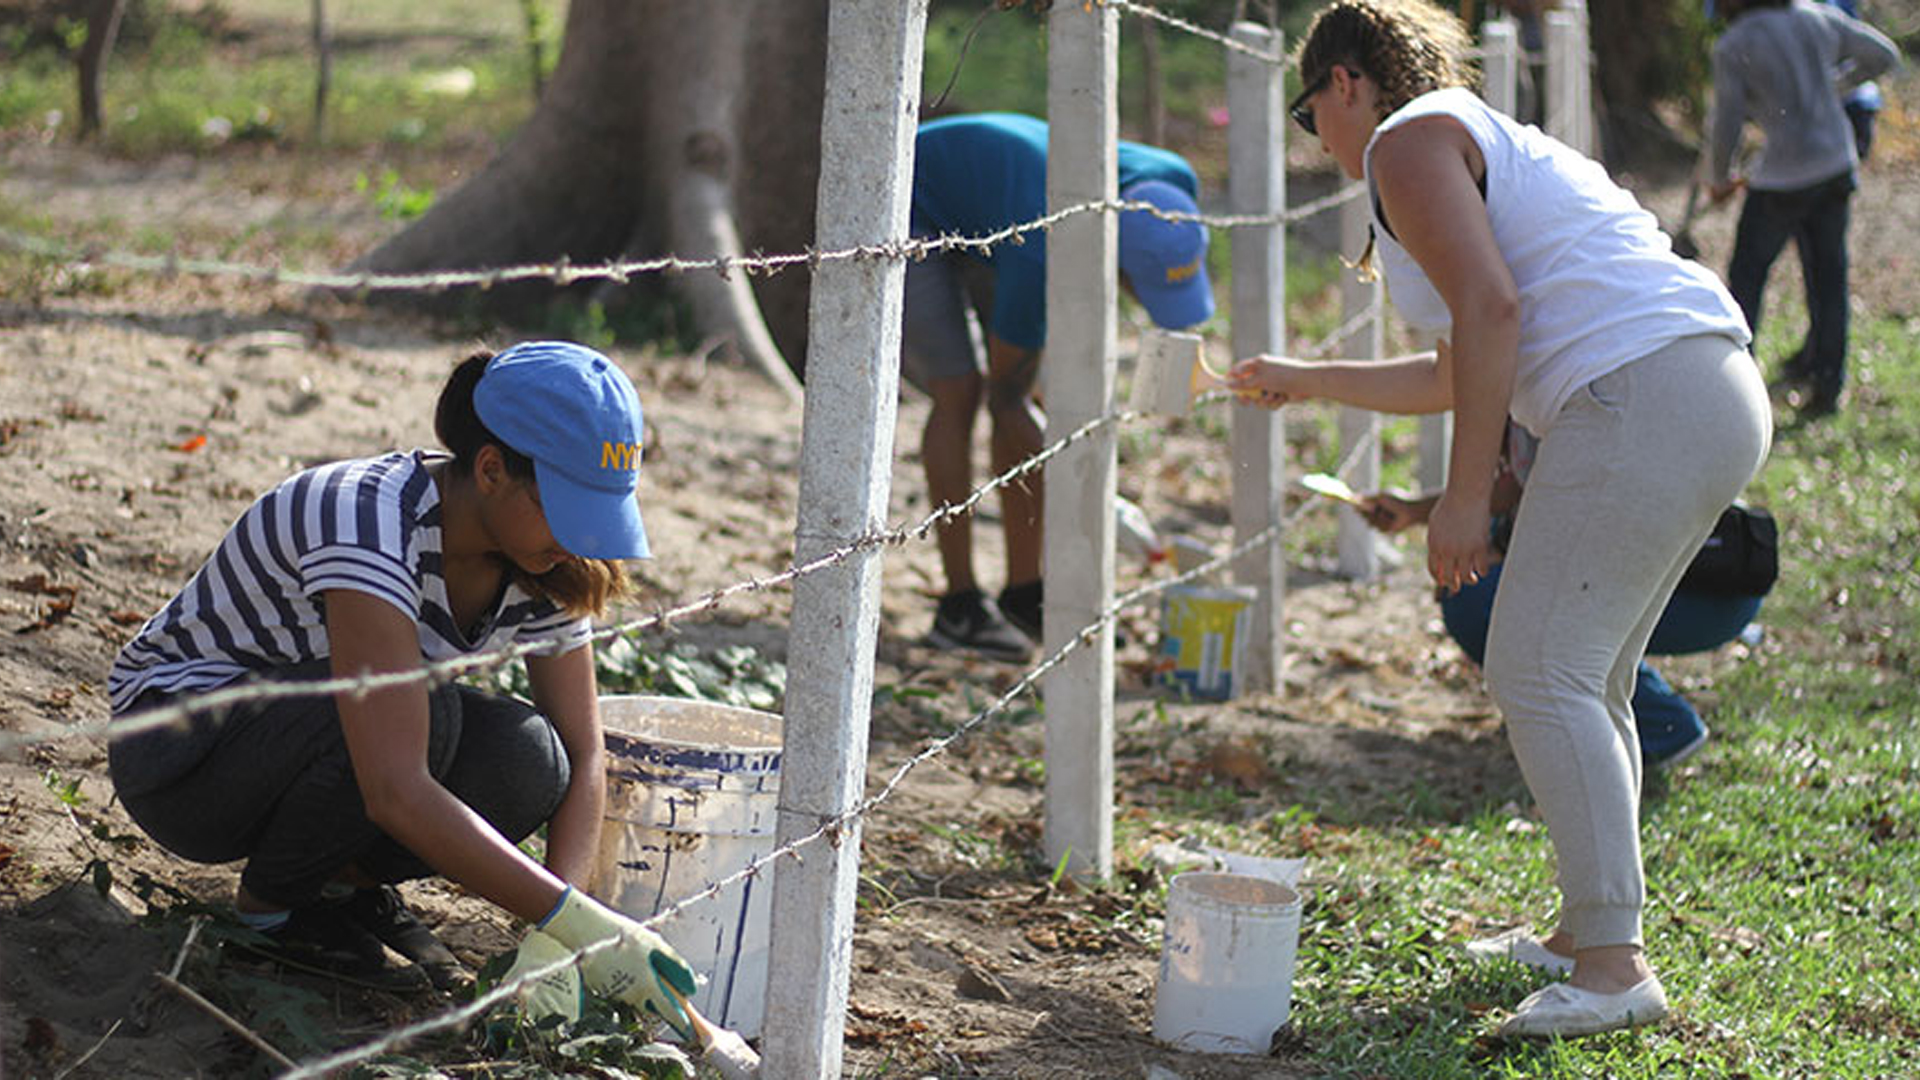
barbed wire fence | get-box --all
[0,0,1571,1075]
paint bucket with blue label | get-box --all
[1159,584,1255,700]
[591,695,782,1038]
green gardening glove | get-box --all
[540,886,698,1038]
[502,930,584,1028]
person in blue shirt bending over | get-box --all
[905,112,1215,660]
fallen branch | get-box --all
[153,919,297,1071]
[50,1018,121,1080]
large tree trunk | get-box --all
[1585,0,1702,172]
[353,0,827,400]
[76,0,129,139]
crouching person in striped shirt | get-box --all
[106,342,698,1035]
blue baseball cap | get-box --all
[473,341,651,560]
[1118,180,1215,331]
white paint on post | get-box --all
[1336,190,1383,580]
[1227,21,1285,694]
[1041,0,1118,882]
[1545,10,1580,152]
[1481,18,1519,122]
[1416,397,1451,495]
[1570,0,1594,155]
[762,2,926,1076]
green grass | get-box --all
[0,0,553,153]
[1126,311,1920,1077]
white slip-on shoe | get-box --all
[1497,976,1669,1038]
[1463,928,1576,975]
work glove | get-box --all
[540,885,697,1038]
[501,929,584,1029]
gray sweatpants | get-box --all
[111,664,569,910]
[1486,334,1770,950]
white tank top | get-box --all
[1363,87,1749,435]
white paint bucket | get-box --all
[1153,871,1303,1054]
[590,695,782,1038]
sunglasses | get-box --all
[1289,66,1353,138]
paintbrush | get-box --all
[664,984,761,1080]
[1298,472,1368,508]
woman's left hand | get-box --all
[1425,488,1496,593]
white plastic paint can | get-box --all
[1152,871,1303,1054]
[591,695,782,1038]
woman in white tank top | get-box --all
[1228,0,1770,1039]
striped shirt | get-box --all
[109,451,589,713]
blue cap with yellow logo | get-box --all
[1118,179,1215,332]
[474,341,650,560]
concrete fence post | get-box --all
[1336,190,1383,579]
[1545,8,1582,153]
[1227,22,1285,693]
[762,2,927,1076]
[1041,0,1119,882]
[1480,16,1519,119]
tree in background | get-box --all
[1586,0,1716,168]
[353,0,826,398]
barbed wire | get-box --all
[274,419,1383,1079]
[0,404,1124,754]
[0,183,1358,296]
[1107,0,1288,66]
[3,279,1377,759]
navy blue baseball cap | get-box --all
[1118,180,1215,331]
[474,341,651,560]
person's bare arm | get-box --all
[1372,117,1519,592]
[1226,345,1450,414]
[526,643,604,887]
[326,590,564,924]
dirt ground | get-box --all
[5,70,1920,1079]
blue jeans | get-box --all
[1439,562,1763,753]
[1728,170,1855,398]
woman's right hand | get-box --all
[1226,356,1314,410]
[1425,487,1497,594]
[542,886,698,1037]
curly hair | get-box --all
[1296,0,1476,118]
[435,351,631,619]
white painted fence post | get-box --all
[1227,22,1285,693]
[1570,0,1595,155]
[1041,0,1118,881]
[1481,17,1520,124]
[1544,7,1584,153]
[1336,191,1382,579]
[762,2,926,1076]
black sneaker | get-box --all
[998,580,1043,643]
[1798,385,1842,421]
[346,886,468,991]
[235,900,431,992]
[927,588,1032,662]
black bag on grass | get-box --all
[1679,503,1778,597]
